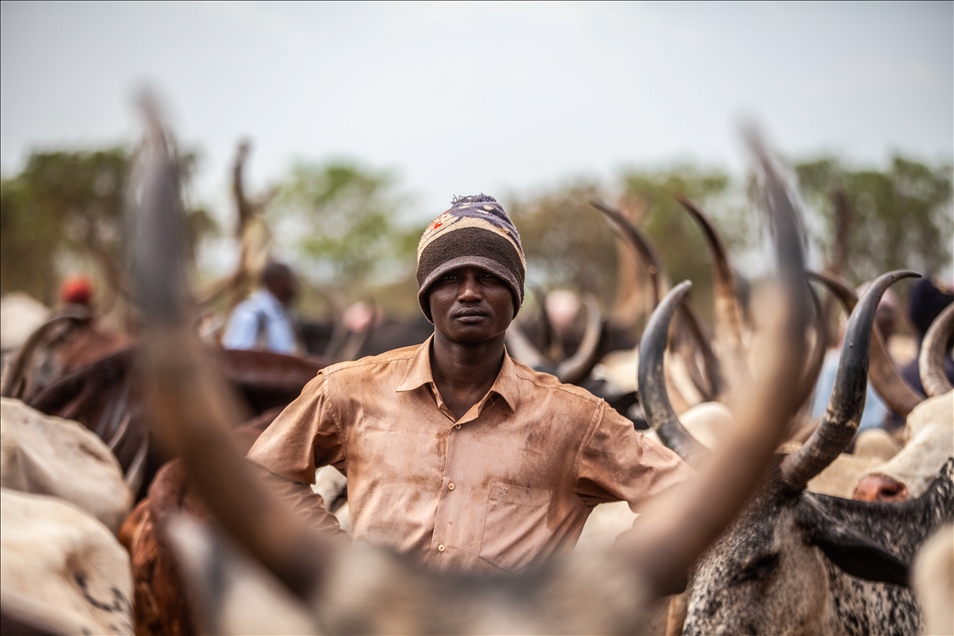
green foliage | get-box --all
[0,147,215,304]
[508,181,617,301]
[795,156,953,284]
[505,168,742,328]
[268,160,420,299]
[622,164,738,283]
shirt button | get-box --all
[438,543,446,552]
[448,482,455,491]
[455,424,461,429]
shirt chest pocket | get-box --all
[478,481,552,573]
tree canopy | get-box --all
[0,147,215,305]
[2,144,950,324]
[794,156,952,284]
[267,160,420,304]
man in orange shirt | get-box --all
[248,194,691,574]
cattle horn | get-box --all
[637,281,709,465]
[555,293,606,385]
[504,320,549,370]
[129,94,333,602]
[590,200,666,305]
[676,196,748,389]
[624,131,813,597]
[673,299,723,402]
[591,199,722,400]
[780,270,920,490]
[919,302,954,398]
[807,270,922,418]
[0,308,91,399]
[797,282,830,410]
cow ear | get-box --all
[795,494,912,587]
[806,527,909,587]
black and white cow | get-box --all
[639,269,954,635]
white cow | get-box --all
[1,488,133,635]
[0,397,132,532]
[853,390,954,502]
[0,292,50,353]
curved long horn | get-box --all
[795,282,830,410]
[556,293,606,385]
[675,301,723,402]
[637,281,709,465]
[676,196,747,378]
[590,200,667,306]
[528,285,554,356]
[919,302,954,397]
[505,320,549,370]
[130,95,332,601]
[780,270,920,490]
[0,307,91,399]
[807,270,922,417]
[626,132,813,596]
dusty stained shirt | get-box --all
[247,336,692,574]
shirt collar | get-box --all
[396,335,519,413]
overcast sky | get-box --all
[2,1,952,226]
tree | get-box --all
[795,157,953,285]
[267,160,420,308]
[507,180,618,302]
[0,147,215,305]
[617,165,742,329]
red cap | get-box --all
[60,275,94,306]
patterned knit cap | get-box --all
[417,194,526,322]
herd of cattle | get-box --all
[1,114,952,635]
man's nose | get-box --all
[457,274,483,301]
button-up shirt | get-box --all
[247,336,691,574]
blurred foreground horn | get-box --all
[129,93,333,602]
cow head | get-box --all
[646,270,925,635]
[853,390,954,502]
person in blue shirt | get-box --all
[810,285,899,434]
[222,261,299,354]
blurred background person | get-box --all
[222,261,300,354]
[899,276,954,397]
[811,285,900,436]
[52,273,130,371]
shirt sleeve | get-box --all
[251,463,347,539]
[574,401,694,511]
[246,369,347,483]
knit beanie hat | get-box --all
[417,194,526,322]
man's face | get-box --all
[428,265,514,345]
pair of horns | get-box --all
[637,266,919,491]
